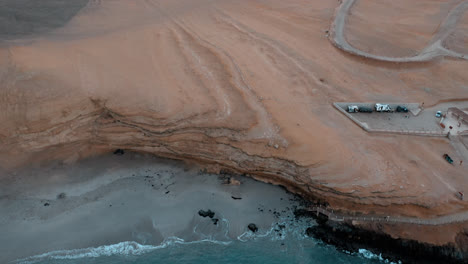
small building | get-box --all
[446,108,468,135]
[449,108,468,126]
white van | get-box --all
[375,103,392,112]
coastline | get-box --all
[0,152,304,263]
[2,150,467,263]
[297,210,468,264]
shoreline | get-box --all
[0,152,305,263]
[0,152,466,263]
[296,209,467,264]
[2,150,468,263]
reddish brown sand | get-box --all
[345,0,454,57]
[445,8,468,54]
[1,0,468,250]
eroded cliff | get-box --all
[1,0,468,251]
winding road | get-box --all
[330,0,468,62]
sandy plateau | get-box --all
[1,0,468,256]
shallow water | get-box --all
[1,152,401,264]
[17,216,397,264]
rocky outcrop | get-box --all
[306,216,468,264]
[198,210,215,219]
[248,223,258,233]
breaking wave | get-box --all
[16,237,231,264]
[16,214,394,264]
[357,249,402,264]
[17,214,310,264]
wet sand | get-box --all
[0,152,301,263]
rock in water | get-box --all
[113,149,125,155]
[248,223,258,233]
[198,209,215,218]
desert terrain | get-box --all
[1,0,468,256]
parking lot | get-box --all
[334,102,468,135]
[352,107,443,132]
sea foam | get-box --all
[16,237,231,264]
[18,211,308,263]
[358,248,402,264]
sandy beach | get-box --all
[0,152,302,263]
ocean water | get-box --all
[18,218,398,264]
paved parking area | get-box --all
[352,110,442,132]
[335,101,468,135]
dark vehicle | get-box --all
[443,154,454,164]
[396,106,408,113]
[359,107,373,113]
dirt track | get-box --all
[331,0,468,62]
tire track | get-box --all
[330,0,468,62]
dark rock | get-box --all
[56,192,66,199]
[306,220,466,264]
[198,209,215,218]
[212,218,219,225]
[248,223,258,233]
[231,196,242,200]
[113,149,125,155]
[294,208,320,219]
[219,169,235,175]
[43,202,50,206]
[165,191,170,194]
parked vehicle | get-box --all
[443,154,454,164]
[436,111,442,118]
[396,106,408,113]
[359,107,373,113]
[348,105,359,113]
[375,103,393,112]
